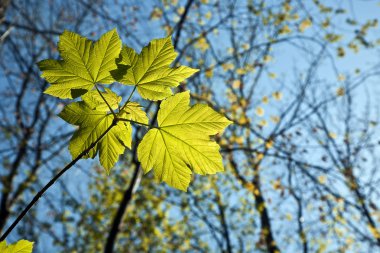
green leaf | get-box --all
[38,29,122,99]
[111,46,138,80]
[82,88,121,111]
[0,240,34,253]
[119,46,139,67]
[121,102,149,125]
[0,241,6,251]
[59,101,131,173]
[137,91,232,191]
[117,37,199,101]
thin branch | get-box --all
[0,119,118,241]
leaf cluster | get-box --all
[38,29,232,191]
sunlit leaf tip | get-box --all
[38,29,122,99]
[0,239,34,253]
[137,91,232,191]
[115,36,199,101]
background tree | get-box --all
[1,0,380,253]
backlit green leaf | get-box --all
[38,29,122,99]
[117,37,199,100]
[0,239,34,253]
[59,101,131,173]
[82,88,121,111]
[137,91,232,191]
[122,102,149,125]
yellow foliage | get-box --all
[177,7,185,15]
[338,74,346,81]
[268,72,277,79]
[272,91,283,100]
[328,132,337,139]
[265,139,274,149]
[232,80,241,89]
[246,183,260,196]
[272,179,281,190]
[222,63,234,71]
[348,42,359,53]
[205,68,214,78]
[368,225,380,239]
[255,107,265,117]
[195,37,209,52]
[325,33,342,43]
[279,25,291,35]
[258,119,267,127]
[235,136,245,145]
[318,175,327,184]
[242,43,250,50]
[299,18,312,32]
[337,47,345,57]
[150,7,163,20]
[255,153,264,162]
[205,11,212,19]
[236,68,246,75]
[270,116,280,123]
[263,55,272,63]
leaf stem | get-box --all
[0,120,117,242]
[117,118,150,127]
[120,86,137,112]
[95,84,117,118]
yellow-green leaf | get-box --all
[137,91,232,191]
[38,29,122,99]
[59,101,131,173]
[122,102,149,125]
[0,239,34,253]
[117,37,199,100]
[82,88,121,111]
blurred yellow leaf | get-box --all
[195,37,209,52]
[177,7,185,15]
[232,80,241,89]
[258,119,267,127]
[263,55,272,63]
[299,18,312,32]
[338,74,346,81]
[279,25,291,35]
[337,47,345,57]
[328,132,337,139]
[242,43,250,50]
[262,96,269,104]
[205,68,214,78]
[325,33,342,43]
[318,175,327,184]
[255,107,265,117]
[265,139,274,149]
[222,63,234,71]
[236,68,246,75]
[205,11,212,19]
[272,91,283,100]
[268,72,277,79]
[150,7,163,20]
[336,87,345,96]
[270,116,280,123]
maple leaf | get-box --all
[121,102,149,125]
[137,91,232,191]
[59,90,131,173]
[38,29,122,99]
[0,239,34,253]
[115,37,199,101]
